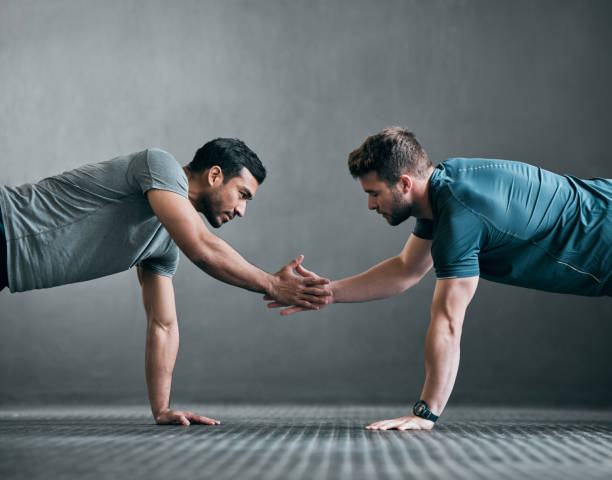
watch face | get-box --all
[414,402,425,416]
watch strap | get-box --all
[413,400,439,422]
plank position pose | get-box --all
[0,138,330,425]
[267,127,612,430]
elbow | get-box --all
[397,258,431,293]
[412,269,430,287]
[446,319,463,338]
[186,244,214,271]
[147,316,177,333]
[428,320,463,350]
[430,308,464,340]
[189,250,211,271]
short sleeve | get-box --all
[431,200,485,279]
[138,243,180,278]
[413,219,434,239]
[128,148,189,198]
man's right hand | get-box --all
[265,257,334,315]
[266,255,332,312]
[155,408,220,426]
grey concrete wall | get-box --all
[0,0,611,406]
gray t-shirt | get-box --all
[0,148,188,292]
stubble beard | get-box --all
[386,190,413,226]
[199,191,223,229]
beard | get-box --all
[198,190,224,228]
[385,190,413,226]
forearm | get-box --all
[419,314,462,415]
[332,256,420,303]
[190,234,274,295]
[145,320,180,419]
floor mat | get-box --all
[1,405,611,479]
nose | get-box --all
[368,196,377,211]
[235,201,246,218]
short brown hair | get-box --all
[348,127,432,184]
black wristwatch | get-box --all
[413,400,439,423]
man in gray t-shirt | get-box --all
[0,138,330,426]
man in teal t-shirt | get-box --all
[267,127,611,431]
[412,157,612,296]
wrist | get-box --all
[413,400,439,423]
[152,406,170,421]
[264,272,280,297]
[329,280,341,303]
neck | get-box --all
[412,167,434,220]
[184,166,203,207]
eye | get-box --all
[240,192,248,199]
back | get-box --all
[0,149,188,292]
[415,158,612,296]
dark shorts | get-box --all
[0,207,7,291]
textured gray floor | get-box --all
[1,405,611,480]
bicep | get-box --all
[431,205,485,280]
[431,277,479,320]
[146,189,210,260]
[138,267,177,326]
[398,234,433,278]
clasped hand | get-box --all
[265,255,333,315]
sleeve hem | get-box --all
[142,185,189,199]
[435,269,480,279]
[137,263,176,278]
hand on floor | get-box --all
[155,409,220,426]
[365,414,434,431]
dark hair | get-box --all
[188,138,266,184]
[348,127,432,184]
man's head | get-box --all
[186,138,266,228]
[348,127,433,225]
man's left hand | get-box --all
[365,414,434,430]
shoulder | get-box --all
[144,148,183,173]
[128,148,188,197]
[433,158,519,215]
[146,148,178,163]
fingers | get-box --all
[266,301,284,308]
[303,277,330,286]
[365,417,406,430]
[292,254,304,268]
[295,264,316,278]
[158,410,220,426]
[294,299,320,310]
[280,306,307,315]
[186,412,220,425]
[365,416,433,431]
[301,286,331,296]
[298,294,329,305]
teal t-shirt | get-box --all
[0,148,188,292]
[413,158,612,297]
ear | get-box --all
[398,174,413,193]
[207,166,224,186]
